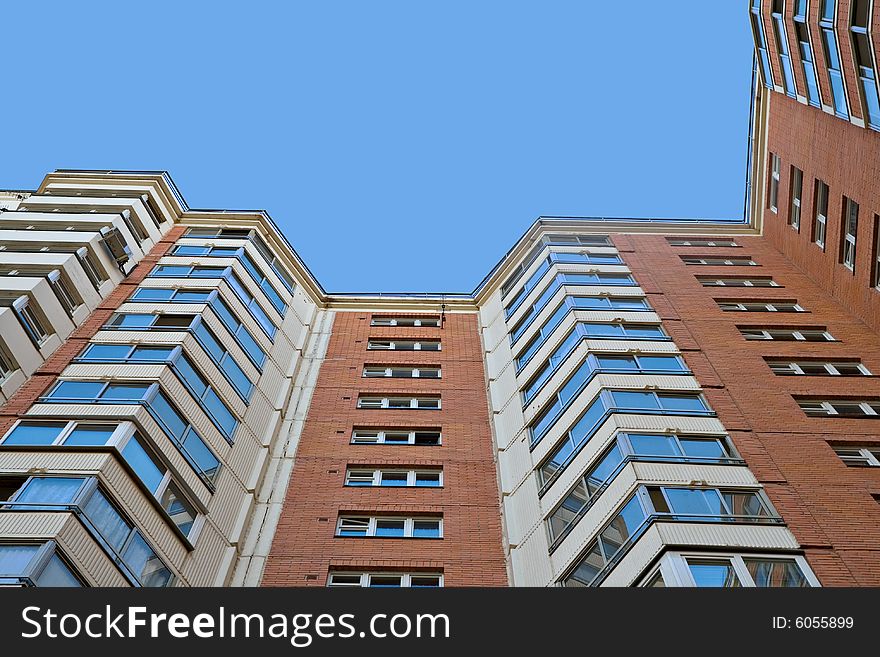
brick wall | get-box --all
[262,311,509,587]
[0,225,187,436]
[616,233,880,585]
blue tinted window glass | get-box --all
[689,561,740,587]
[610,298,647,310]
[49,381,104,399]
[204,389,237,437]
[665,488,723,515]
[569,397,606,441]
[583,324,624,337]
[180,432,220,481]
[173,246,209,256]
[83,490,131,550]
[558,360,593,405]
[248,302,276,337]
[596,355,638,370]
[221,356,253,399]
[658,395,707,412]
[131,288,174,301]
[175,357,208,397]
[130,346,174,361]
[679,438,726,459]
[638,356,682,371]
[611,391,658,409]
[152,265,191,277]
[3,422,65,445]
[110,314,153,328]
[625,326,664,338]
[174,290,211,301]
[191,267,225,278]
[532,402,561,440]
[412,521,441,538]
[590,444,624,484]
[0,545,39,573]
[101,384,150,401]
[572,297,609,310]
[35,555,81,587]
[151,393,187,439]
[81,344,132,360]
[193,324,225,361]
[628,433,678,456]
[16,477,83,506]
[64,425,116,446]
[120,436,164,492]
[235,328,265,367]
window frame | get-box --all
[336,516,443,539]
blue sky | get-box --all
[2,1,753,293]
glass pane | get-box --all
[132,288,174,301]
[151,393,188,439]
[15,478,83,508]
[83,490,131,551]
[160,483,197,537]
[415,472,441,487]
[664,488,723,516]
[204,390,237,437]
[152,265,191,277]
[374,520,406,537]
[596,355,637,370]
[628,433,679,456]
[49,381,104,400]
[688,560,741,587]
[679,438,727,459]
[410,576,441,587]
[744,558,809,587]
[412,521,441,538]
[123,533,172,587]
[120,435,165,492]
[3,422,65,446]
[101,384,150,401]
[721,491,768,517]
[659,395,707,412]
[175,357,208,396]
[174,290,211,301]
[379,472,408,486]
[64,424,116,446]
[638,356,683,371]
[34,554,82,587]
[81,344,132,360]
[0,544,39,574]
[611,391,658,409]
[369,576,402,588]
[181,432,220,481]
[131,346,174,361]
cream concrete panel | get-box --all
[116,301,208,315]
[180,335,248,417]
[19,194,165,242]
[91,329,189,344]
[181,518,232,587]
[496,431,534,493]
[611,413,728,435]
[266,332,296,375]
[0,308,42,375]
[482,311,511,354]
[0,370,27,404]
[222,427,263,488]
[550,465,640,578]
[0,212,146,260]
[40,182,177,228]
[630,462,758,487]
[478,289,503,329]
[507,520,555,587]
[60,363,168,380]
[0,449,109,474]
[242,387,276,438]
[157,369,233,456]
[253,361,286,411]
[493,398,526,451]
[204,467,250,539]
[488,364,518,411]
[598,523,664,588]
[502,474,543,545]
[485,340,514,382]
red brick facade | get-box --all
[0,225,187,437]
[262,311,509,587]
[616,233,880,586]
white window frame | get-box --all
[789,166,803,230]
[699,277,779,287]
[814,179,828,249]
[327,572,444,587]
[357,397,441,410]
[842,197,859,271]
[350,429,442,445]
[367,340,441,351]
[682,257,757,266]
[833,446,880,466]
[769,154,781,213]
[741,328,834,341]
[370,317,441,327]
[0,347,16,382]
[641,551,820,587]
[798,399,880,416]
[768,360,871,376]
[719,301,804,312]
[874,214,880,290]
[345,468,443,487]
[362,366,441,379]
[336,516,443,538]
[668,239,739,247]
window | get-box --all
[547,432,736,546]
[698,277,779,287]
[328,572,443,588]
[0,421,201,539]
[681,256,757,266]
[48,270,81,316]
[820,0,850,117]
[4,296,50,345]
[789,166,803,230]
[833,445,880,466]
[717,300,804,312]
[191,321,255,401]
[770,1,797,97]
[667,238,739,247]
[841,196,859,271]
[2,477,173,587]
[351,429,441,445]
[78,343,176,363]
[150,264,227,279]
[850,0,880,129]
[768,154,781,212]
[363,366,440,379]
[537,390,713,490]
[794,0,822,106]
[797,398,880,417]
[336,516,442,538]
[371,316,440,327]
[750,0,775,87]
[345,468,442,487]
[130,287,213,303]
[357,396,440,410]
[688,556,810,587]
[739,327,834,341]
[41,382,221,487]
[529,354,688,443]
[813,180,828,248]
[560,486,778,587]
[514,295,652,365]
[0,347,16,382]
[0,542,83,587]
[106,312,196,330]
[172,353,239,441]
[209,296,266,369]
[367,339,440,351]
[767,359,870,376]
